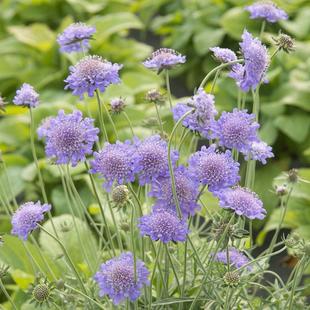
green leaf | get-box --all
[0,235,61,281]
[220,7,259,40]
[274,113,310,143]
[89,12,143,42]
[39,214,98,273]
[8,24,55,52]
[193,28,224,56]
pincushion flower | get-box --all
[94,252,149,305]
[138,209,188,243]
[143,48,186,72]
[216,247,252,270]
[13,83,39,108]
[132,135,179,185]
[245,141,274,164]
[65,55,122,99]
[38,110,99,167]
[57,22,96,53]
[188,144,240,192]
[173,88,217,138]
[90,140,136,191]
[216,186,266,220]
[11,201,51,240]
[245,1,288,23]
[210,47,237,63]
[229,30,269,92]
[150,166,200,216]
[211,109,260,154]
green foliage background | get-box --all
[0,0,310,307]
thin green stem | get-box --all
[154,103,164,137]
[123,111,135,137]
[165,70,173,110]
[164,244,181,295]
[95,89,108,142]
[260,20,266,40]
[149,243,162,310]
[101,96,119,140]
[0,279,18,310]
[29,108,58,238]
[130,200,137,281]
[38,225,88,295]
[199,59,243,90]
[210,68,221,94]
[168,110,194,218]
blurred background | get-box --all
[0,0,310,296]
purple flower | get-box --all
[94,253,149,305]
[38,110,99,167]
[229,30,269,92]
[143,48,186,72]
[188,144,240,192]
[132,135,179,185]
[211,109,260,154]
[245,1,288,23]
[11,201,51,240]
[245,141,274,164]
[57,22,96,53]
[210,47,237,63]
[65,55,122,99]
[216,186,266,220]
[215,247,252,270]
[90,141,136,191]
[173,88,217,138]
[150,166,200,216]
[138,209,188,243]
[13,83,39,108]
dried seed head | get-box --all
[274,33,294,53]
[32,283,50,303]
[110,97,126,114]
[288,169,298,184]
[111,185,130,206]
[223,271,240,287]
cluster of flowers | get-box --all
[9,0,288,305]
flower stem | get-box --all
[165,70,173,110]
[38,224,88,296]
[95,89,108,143]
[0,279,18,310]
[123,111,135,137]
[129,200,137,281]
[199,59,243,90]
[154,102,164,137]
[29,108,58,238]
[164,244,181,295]
[168,110,194,218]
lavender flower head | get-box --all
[94,252,149,305]
[216,186,266,220]
[245,1,288,23]
[11,201,51,240]
[245,141,274,164]
[229,30,269,92]
[188,144,240,192]
[13,83,39,108]
[210,47,237,63]
[216,247,252,270]
[90,141,136,191]
[132,135,179,185]
[173,88,217,138]
[211,108,259,154]
[65,55,122,99]
[38,110,99,167]
[138,209,188,243]
[150,166,200,216]
[57,22,96,53]
[143,48,186,72]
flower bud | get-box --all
[120,221,130,232]
[275,184,288,197]
[145,89,165,105]
[109,97,126,114]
